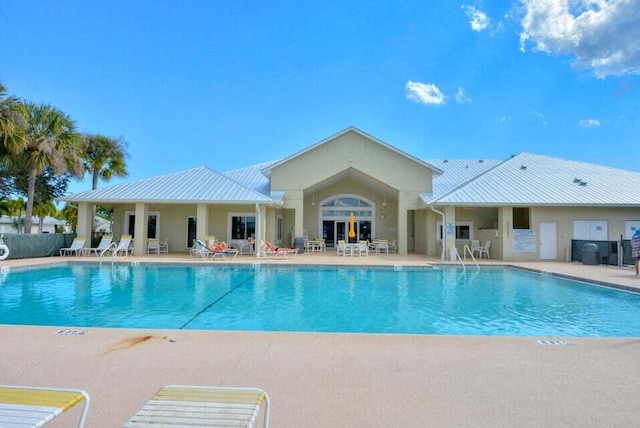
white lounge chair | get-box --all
[84,235,113,256]
[261,240,298,259]
[60,237,86,256]
[0,384,90,427]
[101,234,133,257]
[124,385,270,428]
[195,239,214,259]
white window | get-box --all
[436,221,474,241]
[277,215,283,242]
[228,213,256,240]
[624,221,640,239]
[124,211,160,239]
[573,220,608,240]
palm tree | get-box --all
[82,133,128,233]
[82,133,128,190]
[0,82,27,154]
[21,103,83,234]
[60,202,78,232]
[3,197,26,232]
[33,200,58,233]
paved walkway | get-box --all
[1,252,640,427]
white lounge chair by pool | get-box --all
[60,237,86,256]
[84,235,113,256]
[0,384,90,427]
[124,385,270,428]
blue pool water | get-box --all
[1,264,639,337]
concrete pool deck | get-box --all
[1,252,640,427]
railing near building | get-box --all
[570,239,633,266]
[0,233,76,260]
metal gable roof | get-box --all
[223,160,279,195]
[60,166,277,204]
[427,158,502,199]
[428,153,640,206]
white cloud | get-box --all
[519,0,640,77]
[579,118,601,127]
[528,111,547,126]
[462,5,491,31]
[405,81,446,105]
[455,87,472,104]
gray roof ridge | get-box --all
[425,153,520,205]
[224,160,280,175]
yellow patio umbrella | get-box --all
[348,212,356,239]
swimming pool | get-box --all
[1,263,639,336]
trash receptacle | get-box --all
[293,237,305,254]
[582,243,599,265]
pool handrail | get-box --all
[99,242,118,266]
[462,245,480,272]
[451,247,466,271]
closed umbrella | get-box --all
[348,212,356,239]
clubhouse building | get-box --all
[62,127,640,261]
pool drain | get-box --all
[537,340,575,346]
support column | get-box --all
[499,206,514,261]
[196,203,208,241]
[255,203,267,257]
[397,200,409,255]
[76,202,92,240]
[133,203,148,256]
[444,206,456,260]
[293,200,304,239]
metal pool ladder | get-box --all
[452,246,480,272]
[99,242,122,266]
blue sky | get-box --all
[1,1,639,194]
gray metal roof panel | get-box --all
[431,153,640,206]
[224,160,279,195]
[426,158,502,199]
[61,166,276,203]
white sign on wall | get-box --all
[514,229,536,253]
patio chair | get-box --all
[60,237,86,256]
[124,385,270,428]
[147,238,168,254]
[388,239,397,253]
[470,240,480,258]
[336,240,346,256]
[478,240,491,258]
[84,235,113,256]
[0,384,90,427]
[358,240,369,256]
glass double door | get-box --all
[323,220,371,246]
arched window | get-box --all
[320,195,374,219]
[318,195,375,246]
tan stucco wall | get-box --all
[424,206,640,261]
[300,178,398,242]
[522,206,640,262]
[270,130,434,194]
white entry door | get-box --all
[539,222,557,260]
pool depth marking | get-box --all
[178,273,257,329]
